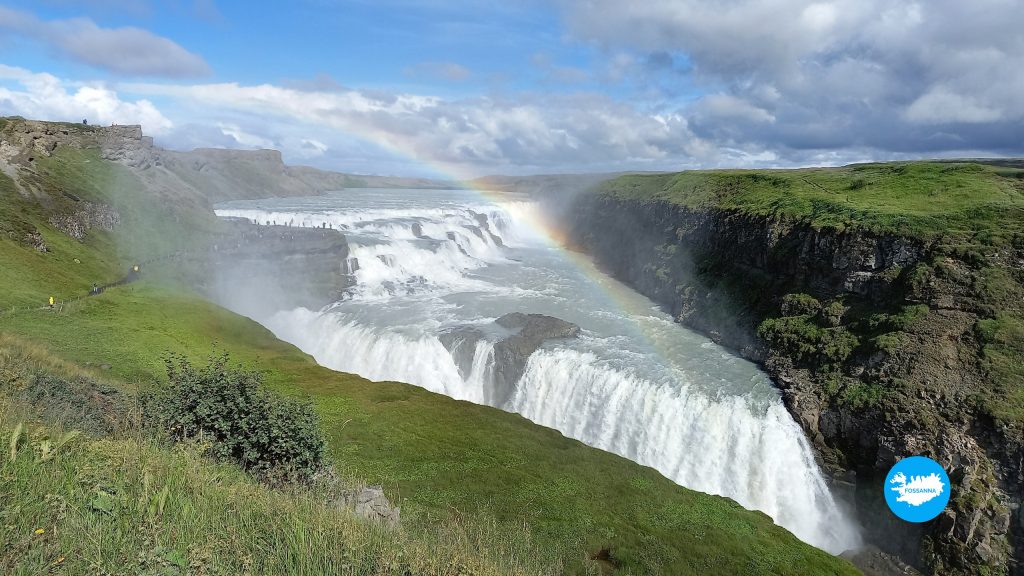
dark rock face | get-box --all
[568,195,1021,576]
[439,313,580,407]
[205,220,352,313]
[469,210,505,247]
[490,313,580,405]
[410,222,428,239]
[438,326,486,380]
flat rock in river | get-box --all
[439,313,580,408]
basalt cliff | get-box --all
[566,168,1024,576]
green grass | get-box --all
[0,403,562,576]
[1,283,858,575]
[0,120,859,574]
[598,162,1024,243]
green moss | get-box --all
[864,305,929,333]
[908,263,933,294]
[975,267,1024,306]
[976,314,1024,428]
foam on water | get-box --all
[215,189,862,554]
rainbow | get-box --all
[307,134,709,372]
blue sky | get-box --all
[1,1,1022,176]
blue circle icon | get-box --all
[884,456,951,522]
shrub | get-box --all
[908,263,933,294]
[866,304,929,333]
[818,328,859,364]
[780,293,821,317]
[872,332,908,355]
[149,354,325,481]
[820,301,846,327]
[840,382,889,410]
[891,304,929,329]
[758,316,859,366]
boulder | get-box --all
[333,485,400,528]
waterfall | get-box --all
[214,189,862,554]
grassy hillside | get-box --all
[599,162,1024,244]
[0,127,858,574]
[2,422,549,576]
[1,340,557,576]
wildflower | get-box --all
[34,528,45,535]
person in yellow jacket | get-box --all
[48,296,54,309]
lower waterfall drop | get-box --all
[216,188,863,554]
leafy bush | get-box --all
[839,382,890,410]
[872,332,908,355]
[866,304,929,333]
[149,354,325,480]
[820,301,846,327]
[758,316,859,366]
[780,293,821,317]
[908,263,933,294]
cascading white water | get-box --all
[215,188,862,554]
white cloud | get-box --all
[698,94,775,123]
[215,122,275,148]
[0,65,173,133]
[557,0,1024,156]
[301,139,329,155]
[904,89,1004,125]
[123,79,722,174]
[0,7,210,77]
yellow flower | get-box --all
[34,528,45,535]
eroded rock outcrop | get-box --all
[204,219,352,313]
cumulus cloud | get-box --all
[0,7,210,77]
[0,65,173,133]
[557,0,1024,158]
[696,94,775,124]
[215,122,275,148]
[122,79,725,174]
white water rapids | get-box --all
[215,188,861,554]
